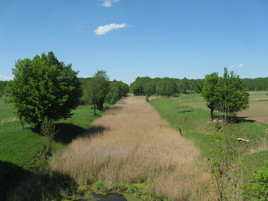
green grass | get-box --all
[0,96,107,200]
[0,97,16,122]
[0,97,103,170]
[150,94,268,170]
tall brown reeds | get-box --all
[51,95,210,200]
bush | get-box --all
[245,165,268,201]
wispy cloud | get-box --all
[228,64,244,69]
[0,75,13,81]
[94,23,127,35]
[101,0,119,8]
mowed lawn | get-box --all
[0,97,101,170]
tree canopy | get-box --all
[8,52,82,130]
[202,68,249,120]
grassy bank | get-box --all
[0,96,103,200]
[150,94,268,171]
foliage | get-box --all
[82,71,128,113]
[242,77,268,91]
[217,68,249,120]
[156,77,177,96]
[8,52,82,130]
[201,72,219,119]
[84,71,110,114]
[130,76,157,96]
[244,164,268,201]
[202,68,249,120]
[130,76,205,96]
[0,81,10,97]
[41,118,57,158]
[209,127,244,201]
[106,80,129,104]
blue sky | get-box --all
[0,0,267,84]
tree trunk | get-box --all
[210,108,214,120]
[93,105,96,116]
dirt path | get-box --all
[51,95,210,200]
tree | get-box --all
[156,78,177,97]
[8,52,82,130]
[217,68,249,120]
[85,71,110,115]
[106,80,129,104]
[201,72,220,119]
[202,68,249,120]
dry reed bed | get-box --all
[51,96,210,200]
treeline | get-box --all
[0,73,129,108]
[242,77,268,91]
[0,81,9,96]
[130,76,268,96]
[130,77,203,96]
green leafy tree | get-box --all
[8,52,82,130]
[217,68,249,120]
[201,72,220,119]
[85,71,110,115]
[156,78,177,97]
[106,80,129,104]
[202,68,249,120]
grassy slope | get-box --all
[150,94,268,171]
[0,97,102,170]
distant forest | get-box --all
[1,77,268,97]
[129,77,268,96]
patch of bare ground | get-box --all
[51,96,210,200]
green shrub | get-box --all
[245,165,268,201]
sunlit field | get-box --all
[173,91,268,124]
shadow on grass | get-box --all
[213,115,256,123]
[54,123,87,144]
[175,109,194,114]
[0,161,77,201]
[54,124,108,144]
[0,161,30,200]
[83,125,108,138]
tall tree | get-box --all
[8,52,82,130]
[85,71,110,115]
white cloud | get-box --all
[0,75,13,81]
[228,64,244,69]
[94,23,127,35]
[101,0,119,8]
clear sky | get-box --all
[0,0,267,84]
